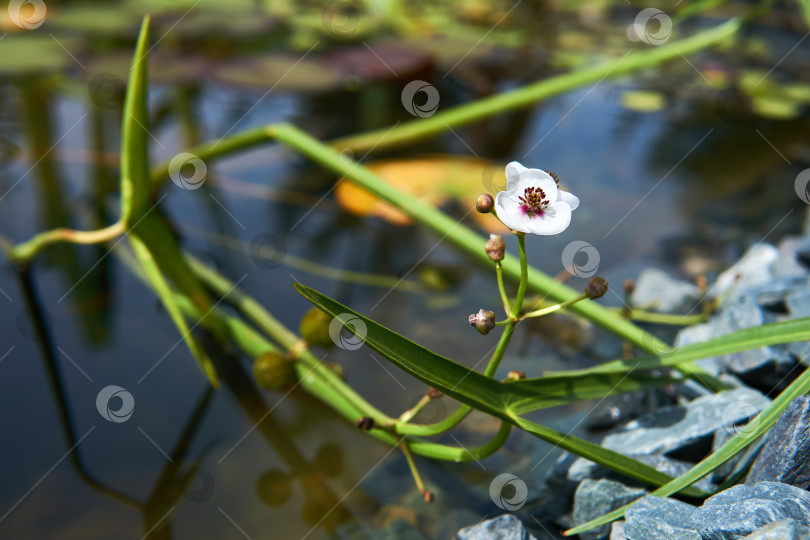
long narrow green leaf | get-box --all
[566,357,810,536]
[120,16,151,225]
[129,235,218,385]
[294,283,707,496]
[555,317,810,377]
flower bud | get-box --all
[586,276,609,299]
[253,352,296,391]
[299,307,334,348]
[426,387,443,399]
[423,490,435,503]
[485,234,505,262]
[623,278,635,296]
[476,193,494,213]
[507,370,527,381]
[468,308,496,335]
[356,416,375,430]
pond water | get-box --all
[0,3,809,539]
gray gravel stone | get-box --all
[714,244,779,301]
[630,268,702,314]
[566,453,715,493]
[598,387,769,457]
[770,238,810,279]
[787,290,810,319]
[741,518,810,539]
[572,479,646,540]
[747,396,810,489]
[690,482,810,539]
[455,515,537,540]
[625,495,698,531]
[609,521,626,540]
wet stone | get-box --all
[572,479,646,540]
[455,515,537,540]
[741,518,810,539]
[746,396,810,488]
[630,268,701,314]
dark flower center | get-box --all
[519,187,549,217]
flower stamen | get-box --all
[518,187,550,218]
[546,171,560,186]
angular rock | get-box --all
[572,479,646,540]
[747,396,810,488]
[714,244,779,301]
[598,387,769,458]
[770,238,810,279]
[625,495,698,532]
[690,481,810,539]
[609,521,626,540]
[741,518,810,539]
[630,268,702,314]
[566,453,715,493]
[787,290,810,319]
[455,514,537,540]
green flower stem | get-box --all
[511,234,529,316]
[117,245,509,462]
[185,228,423,293]
[397,394,431,424]
[7,221,125,264]
[184,253,396,424]
[618,309,709,326]
[521,293,588,320]
[400,440,428,497]
[495,262,511,317]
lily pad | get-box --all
[323,42,433,84]
[47,6,140,35]
[621,90,667,112]
[0,35,84,75]
[334,155,510,234]
[214,55,342,92]
[750,95,801,120]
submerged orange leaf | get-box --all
[335,155,510,233]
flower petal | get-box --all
[559,190,579,211]
[505,162,527,191]
[525,201,572,236]
[495,190,532,233]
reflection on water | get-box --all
[1,2,809,538]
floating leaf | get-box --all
[214,55,342,92]
[621,90,666,112]
[0,35,83,75]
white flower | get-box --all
[494,162,579,235]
